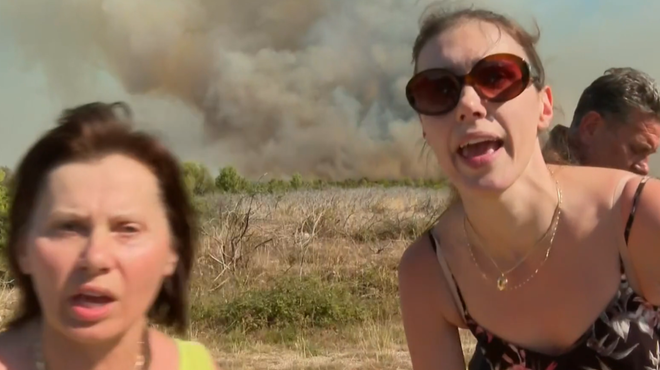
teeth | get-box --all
[459,138,495,148]
[78,300,106,308]
[82,292,105,298]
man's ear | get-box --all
[576,111,605,145]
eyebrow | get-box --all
[47,209,141,219]
[48,209,87,219]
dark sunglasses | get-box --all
[405,53,537,116]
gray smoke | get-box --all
[1,0,658,178]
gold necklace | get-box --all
[34,328,151,370]
[464,176,562,291]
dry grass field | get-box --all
[0,186,477,369]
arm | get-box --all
[620,176,660,305]
[398,237,466,370]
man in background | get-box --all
[543,67,660,175]
[470,66,660,370]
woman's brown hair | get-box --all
[542,125,580,165]
[411,6,548,205]
[411,5,546,90]
[5,101,195,334]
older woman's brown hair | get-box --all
[5,101,195,334]
[542,125,580,165]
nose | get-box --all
[79,229,113,274]
[632,158,649,175]
[454,85,487,122]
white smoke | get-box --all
[0,0,659,177]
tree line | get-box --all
[183,162,447,196]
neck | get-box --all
[459,153,560,267]
[38,319,148,370]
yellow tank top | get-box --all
[174,339,216,370]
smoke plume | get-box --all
[1,0,659,178]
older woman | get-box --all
[0,102,218,370]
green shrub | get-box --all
[181,162,215,196]
[289,173,303,190]
[215,166,249,193]
[0,166,12,187]
[266,179,288,193]
[0,184,10,276]
[210,163,448,193]
[192,276,368,333]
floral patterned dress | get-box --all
[432,176,659,370]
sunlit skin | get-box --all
[0,154,187,370]
[398,19,660,370]
[470,105,660,369]
[416,20,556,259]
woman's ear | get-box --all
[163,245,179,277]
[18,245,34,275]
[538,85,554,132]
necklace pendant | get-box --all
[497,275,508,291]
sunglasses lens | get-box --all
[405,54,531,116]
[406,70,461,115]
[472,57,527,102]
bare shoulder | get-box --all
[619,174,659,216]
[398,213,441,289]
[399,227,435,277]
[553,165,637,204]
[398,204,465,327]
[398,232,440,314]
[617,175,660,304]
[398,205,467,369]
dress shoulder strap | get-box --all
[428,230,467,323]
[624,176,650,245]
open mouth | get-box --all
[456,138,504,168]
[71,293,115,307]
[457,138,504,159]
[69,291,117,322]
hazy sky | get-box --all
[0,0,657,175]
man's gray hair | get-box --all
[569,67,660,132]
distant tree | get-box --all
[0,166,13,187]
[0,184,9,273]
[290,173,303,190]
[267,179,287,193]
[216,166,249,193]
[182,161,215,196]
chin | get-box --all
[56,318,129,344]
[449,154,522,192]
[466,179,511,194]
[451,171,516,195]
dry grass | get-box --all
[0,285,16,326]
[0,186,479,369]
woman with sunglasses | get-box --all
[399,6,660,370]
[0,102,218,369]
